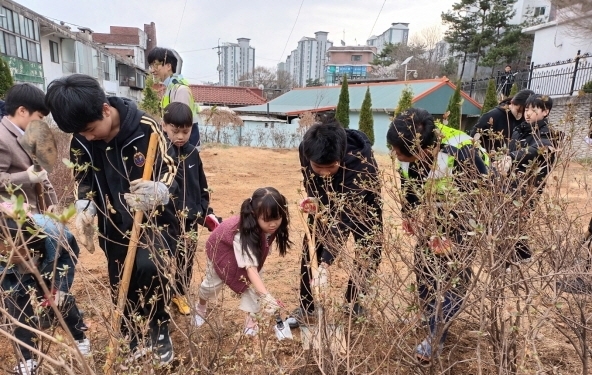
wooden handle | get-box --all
[104,132,159,374]
[298,210,320,295]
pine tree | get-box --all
[446,81,462,129]
[509,82,519,97]
[358,87,374,145]
[140,75,161,118]
[394,85,414,117]
[441,2,478,78]
[335,74,350,128]
[0,58,13,99]
[481,79,498,114]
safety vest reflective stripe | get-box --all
[160,77,198,117]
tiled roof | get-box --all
[155,84,266,106]
[190,85,267,106]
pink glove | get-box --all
[428,236,453,256]
[205,214,221,232]
[402,219,415,235]
[299,197,318,214]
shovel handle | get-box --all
[104,133,159,375]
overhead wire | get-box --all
[368,0,387,39]
[174,0,189,48]
[278,0,305,63]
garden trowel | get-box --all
[274,315,293,341]
[17,120,58,211]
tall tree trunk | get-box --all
[460,52,468,79]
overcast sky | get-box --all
[19,0,456,84]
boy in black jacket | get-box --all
[501,94,557,263]
[45,74,179,365]
[160,102,220,319]
[290,119,382,326]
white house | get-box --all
[523,2,592,95]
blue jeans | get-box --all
[415,246,472,344]
[32,214,79,292]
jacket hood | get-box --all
[105,97,145,147]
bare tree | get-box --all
[238,66,276,89]
[551,0,592,39]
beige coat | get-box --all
[0,116,57,213]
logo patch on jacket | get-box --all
[134,151,146,167]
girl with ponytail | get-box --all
[194,187,292,335]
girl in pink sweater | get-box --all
[194,187,292,335]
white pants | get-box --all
[198,260,262,314]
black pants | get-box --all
[175,221,197,295]
[298,220,382,312]
[2,273,85,361]
[104,229,176,328]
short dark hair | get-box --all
[525,94,553,114]
[147,47,178,73]
[510,89,534,107]
[163,102,192,128]
[506,65,512,69]
[387,107,437,157]
[301,119,347,164]
[45,74,107,134]
[5,83,49,117]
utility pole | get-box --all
[213,38,223,85]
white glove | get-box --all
[26,165,48,183]
[124,179,169,211]
[311,264,329,290]
[55,290,68,308]
[259,293,284,315]
[493,155,512,175]
[75,200,96,254]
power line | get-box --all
[177,47,218,53]
[174,0,189,48]
[368,0,387,39]
[278,0,304,63]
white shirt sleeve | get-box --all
[233,232,259,269]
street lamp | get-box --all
[401,56,418,81]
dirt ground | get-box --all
[3,144,592,374]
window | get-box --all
[351,54,362,62]
[0,10,41,63]
[534,6,546,16]
[4,33,16,56]
[103,54,110,80]
[50,41,59,63]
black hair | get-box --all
[505,65,512,69]
[45,74,107,134]
[525,94,553,115]
[509,89,535,111]
[163,102,193,128]
[5,83,49,117]
[147,47,178,73]
[387,107,437,157]
[301,119,347,164]
[239,187,292,265]
[0,214,45,259]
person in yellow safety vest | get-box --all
[148,47,201,150]
[386,108,489,363]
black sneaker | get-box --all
[343,302,367,318]
[150,324,174,365]
[286,307,315,329]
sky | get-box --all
[19,0,456,84]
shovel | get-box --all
[17,120,58,211]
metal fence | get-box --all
[461,50,592,103]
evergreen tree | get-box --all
[335,74,350,128]
[441,3,478,78]
[0,58,13,99]
[359,87,374,145]
[395,85,414,117]
[446,81,463,129]
[509,82,519,97]
[140,75,160,118]
[481,79,499,114]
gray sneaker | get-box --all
[286,307,314,329]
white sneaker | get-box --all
[13,358,38,374]
[192,313,205,327]
[76,338,91,356]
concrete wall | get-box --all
[548,94,592,160]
